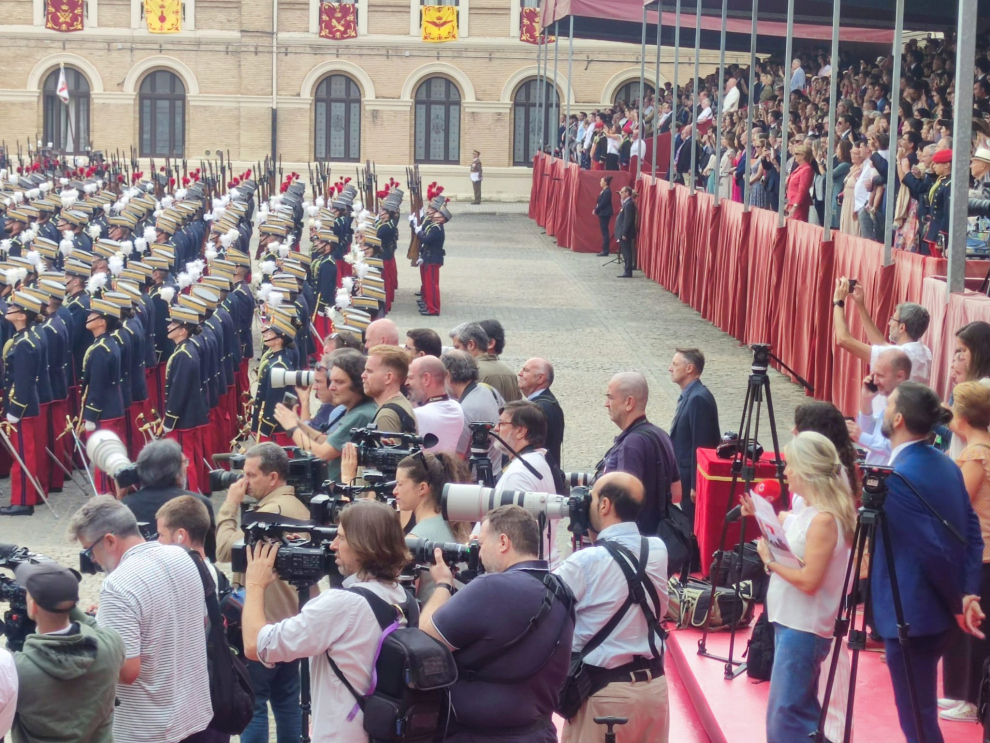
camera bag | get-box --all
[327,587,458,742]
[709,541,770,601]
[666,575,756,630]
[744,610,775,681]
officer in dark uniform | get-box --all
[146,255,177,410]
[415,196,451,317]
[921,148,953,257]
[378,189,403,314]
[311,229,337,343]
[25,287,53,495]
[202,276,240,447]
[36,276,72,492]
[163,303,209,494]
[34,199,61,245]
[251,309,298,445]
[63,258,94,417]
[58,209,93,253]
[3,210,31,257]
[331,191,354,287]
[228,249,256,400]
[112,284,151,460]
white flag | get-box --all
[56,66,70,105]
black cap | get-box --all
[14,560,81,612]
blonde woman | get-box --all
[740,431,856,743]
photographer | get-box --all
[274,350,377,483]
[555,472,669,742]
[66,496,214,743]
[10,561,124,743]
[121,438,218,560]
[242,501,412,742]
[442,349,503,481]
[876,382,986,743]
[215,443,311,743]
[363,345,418,436]
[420,505,575,742]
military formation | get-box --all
[0,156,453,514]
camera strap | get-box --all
[598,539,666,662]
[378,402,418,435]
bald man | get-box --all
[518,357,565,469]
[364,318,399,350]
[601,372,682,545]
[848,347,912,466]
[408,355,466,456]
[555,471,670,743]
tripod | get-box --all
[469,446,495,489]
[697,344,788,679]
[294,583,316,743]
[815,467,968,743]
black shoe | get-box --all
[419,309,439,316]
[414,291,423,297]
[48,487,63,494]
[617,273,633,278]
[0,505,34,516]
[597,252,609,257]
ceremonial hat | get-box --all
[108,212,139,230]
[89,297,122,319]
[115,281,143,303]
[103,290,134,309]
[226,201,247,217]
[94,239,121,259]
[191,285,220,309]
[152,244,175,263]
[210,259,237,278]
[5,209,31,225]
[59,209,89,226]
[64,258,92,278]
[317,228,337,243]
[932,149,953,164]
[36,276,66,300]
[382,189,404,213]
[33,198,60,213]
[9,257,36,274]
[8,290,43,314]
[428,195,447,212]
[260,220,289,237]
[360,284,386,302]
[169,304,201,326]
[129,261,154,279]
[272,275,299,295]
[18,205,41,220]
[177,295,209,315]
[145,255,171,271]
[202,275,232,292]
[263,311,297,339]
[32,237,59,261]
[364,257,384,270]
[340,307,372,331]
[118,268,146,284]
[351,295,379,311]
[156,213,179,235]
[294,252,313,267]
[281,260,307,280]
[228,249,253,269]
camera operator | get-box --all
[215,442,311,743]
[66,496,214,743]
[363,345,418,436]
[876,382,986,743]
[442,349,503,481]
[121,439,218,560]
[242,501,412,742]
[420,505,575,742]
[554,472,669,742]
[10,560,124,743]
[274,350,377,483]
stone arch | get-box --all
[300,60,376,100]
[122,55,200,96]
[499,65,573,105]
[400,62,476,102]
[27,53,104,94]
[601,68,665,106]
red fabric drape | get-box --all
[668,185,695,297]
[742,208,785,347]
[553,163,577,248]
[636,177,654,274]
[564,168,633,253]
[545,160,563,237]
[709,200,750,339]
[689,192,717,315]
[653,186,677,290]
[528,154,542,221]
[539,156,556,228]
[920,277,955,401]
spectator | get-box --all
[600,372,681,537]
[407,355,466,456]
[790,58,807,92]
[479,319,509,359]
[615,186,638,279]
[794,401,861,495]
[449,323,521,403]
[875,382,985,743]
[594,176,615,257]
[668,348,720,522]
[556,472,670,742]
[785,144,815,221]
[66,496,214,743]
[215,443,311,743]
[946,322,990,458]
[517,357,565,470]
[940,381,990,722]
[833,277,932,384]
[495,400,556,494]
[442,349,503,481]
[0,648,13,740]
[722,77,740,113]
[243,501,414,743]
[363,318,399,350]
[741,432,855,743]
[364,344,418,435]
[718,132,739,200]
[830,139,853,230]
[849,348,912,465]
[11,560,125,743]
[839,142,865,235]
[156,495,228,602]
[404,328,442,359]
[420,505,575,743]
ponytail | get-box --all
[397,451,473,541]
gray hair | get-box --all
[449,322,489,352]
[136,439,184,489]
[897,302,931,341]
[245,442,289,481]
[442,349,479,384]
[66,494,141,544]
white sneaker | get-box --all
[939,702,978,722]
[938,698,963,710]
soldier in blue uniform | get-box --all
[415,196,451,317]
[57,209,93,253]
[378,189,403,313]
[36,276,72,492]
[63,258,94,418]
[163,303,209,494]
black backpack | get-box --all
[185,550,256,735]
[710,541,770,602]
[328,587,458,742]
[744,610,775,681]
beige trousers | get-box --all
[561,674,669,743]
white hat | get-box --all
[973,147,990,165]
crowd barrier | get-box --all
[530,153,990,414]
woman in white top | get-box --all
[740,431,856,743]
[604,124,623,171]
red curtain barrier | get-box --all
[743,208,786,348]
[569,167,633,253]
[710,200,750,339]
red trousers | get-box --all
[126,399,152,460]
[166,427,206,494]
[9,416,41,506]
[146,365,164,415]
[419,264,427,294]
[422,264,441,314]
[336,260,352,289]
[85,417,128,495]
[383,258,398,313]
[48,398,72,491]
[235,359,250,405]
[256,431,294,447]
[34,403,52,493]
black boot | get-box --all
[0,505,34,516]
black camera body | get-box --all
[230,517,339,585]
[350,425,435,479]
[861,465,893,510]
[209,448,327,503]
[751,343,771,372]
[566,486,594,538]
[405,537,483,582]
[0,544,47,650]
[112,464,142,489]
[468,421,493,452]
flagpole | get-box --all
[59,64,77,157]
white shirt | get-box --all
[870,341,933,385]
[414,398,466,456]
[697,106,713,123]
[96,542,212,743]
[583,125,596,150]
[888,438,925,466]
[856,394,891,465]
[791,66,807,91]
[497,450,558,566]
[257,577,409,743]
[722,86,740,113]
[555,522,668,668]
[0,648,16,740]
[854,161,876,211]
[630,139,646,160]
[606,137,621,156]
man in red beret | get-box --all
[921,148,952,257]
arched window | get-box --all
[139,70,185,158]
[414,77,460,165]
[512,79,560,166]
[43,68,90,155]
[314,74,361,162]
[613,81,655,108]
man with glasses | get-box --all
[67,495,215,743]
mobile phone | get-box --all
[283,392,299,409]
[848,278,857,292]
[865,378,878,393]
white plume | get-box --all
[312,219,322,231]
[26,188,39,200]
[134,237,148,254]
[109,255,124,276]
[267,241,281,256]
[145,183,155,193]
[120,240,134,254]
[0,240,11,254]
[177,271,192,289]
[25,251,42,270]
[306,205,319,218]
[315,196,325,208]
[260,260,277,276]
[277,243,290,259]
[159,287,175,304]
[205,243,218,262]
[59,238,74,258]
[83,183,97,195]
[11,192,23,204]
[39,182,51,193]
[342,277,354,293]
[267,291,284,308]
[153,208,163,219]
[257,284,272,302]
[21,227,37,244]
[60,189,77,209]
[86,224,102,240]
[335,288,351,309]
[355,262,369,280]
[102,203,112,214]
[219,231,236,249]
[174,188,187,200]
[59,178,69,186]
[86,272,108,295]
[143,226,157,243]
[161,196,174,209]
[96,179,104,189]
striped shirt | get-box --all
[96,541,212,743]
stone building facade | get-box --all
[0,0,737,199]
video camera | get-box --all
[405,537,483,582]
[0,544,55,651]
[86,431,141,489]
[441,483,595,538]
[861,465,892,510]
[468,421,493,452]
[229,513,339,585]
[350,425,438,479]
[208,448,328,502]
[308,473,398,525]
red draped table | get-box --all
[694,447,785,565]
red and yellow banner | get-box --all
[144,0,181,33]
[319,2,357,40]
[422,5,457,43]
[519,7,553,44]
[45,0,83,32]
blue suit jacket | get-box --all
[871,442,984,639]
[669,380,720,493]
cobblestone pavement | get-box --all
[0,210,813,658]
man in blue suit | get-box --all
[668,348,720,523]
[875,381,985,743]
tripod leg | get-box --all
[878,513,929,743]
[297,586,313,743]
[760,376,789,504]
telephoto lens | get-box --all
[441,484,571,522]
[209,469,243,492]
[565,472,596,487]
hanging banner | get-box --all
[421,5,457,43]
[519,7,553,44]
[144,0,181,33]
[319,2,357,40]
[45,0,84,32]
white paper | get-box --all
[470,172,481,182]
[750,491,802,569]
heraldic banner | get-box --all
[519,7,554,44]
[422,5,457,43]
[45,0,83,32]
[319,2,357,40]
[144,0,181,33]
